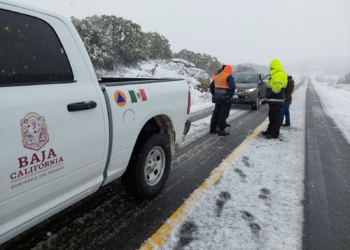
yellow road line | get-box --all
[139,118,269,250]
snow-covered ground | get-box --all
[132,61,350,249]
[139,76,305,250]
[108,60,350,249]
[310,75,350,143]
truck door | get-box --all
[0,6,107,242]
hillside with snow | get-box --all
[99,59,213,106]
[97,58,349,111]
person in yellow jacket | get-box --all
[262,59,287,139]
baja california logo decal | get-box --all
[20,112,49,151]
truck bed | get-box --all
[98,77,184,86]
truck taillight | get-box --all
[187,90,191,114]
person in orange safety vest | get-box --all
[209,64,236,136]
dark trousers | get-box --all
[226,101,232,118]
[266,103,282,137]
[210,100,230,131]
[280,101,292,125]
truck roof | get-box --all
[0,0,69,23]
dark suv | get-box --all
[232,73,266,110]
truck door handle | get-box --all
[67,101,97,112]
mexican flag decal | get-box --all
[114,89,148,107]
[128,89,147,103]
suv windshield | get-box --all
[234,74,258,83]
[263,74,270,80]
[262,74,270,83]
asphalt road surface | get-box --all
[303,79,350,250]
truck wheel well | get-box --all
[134,115,174,154]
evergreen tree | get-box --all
[338,72,350,84]
[145,32,172,60]
[235,64,256,73]
[72,16,115,70]
[173,49,222,75]
[72,15,149,69]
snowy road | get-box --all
[303,79,350,250]
[142,77,307,250]
[2,76,350,250]
[141,76,350,250]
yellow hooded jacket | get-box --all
[266,59,287,103]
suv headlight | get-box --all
[244,88,256,93]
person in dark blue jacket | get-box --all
[209,64,236,136]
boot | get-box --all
[225,123,231,127]
[262,131,270,135]
[266,134,278,139]
[210,129,218,134]
[218,130,230,136]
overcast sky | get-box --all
[12,0,350,66]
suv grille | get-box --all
[235,89,246,94]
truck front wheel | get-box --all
[121,133,171,199]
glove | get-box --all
[261,100,267,105]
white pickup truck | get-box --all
[0,1,191,244]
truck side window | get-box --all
[0,9,73,86]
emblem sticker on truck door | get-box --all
[8,112,65,188]
[114,90,127,107]
[20,112,49,151]
[114,89,148,106]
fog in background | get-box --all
[12,0,350,73]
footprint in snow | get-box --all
[242,156,252,167]
[259,188,271,200]
[234,168,247,182]
[249,222,261,234]
[241,211,261,234]
[241,211,254,222]
[174,221,198,250]
[215,191,231,217]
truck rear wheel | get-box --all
[121,133,171,199]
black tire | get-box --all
[251,94,260,110]
[121,133,171,199]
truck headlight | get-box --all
[244,88,256,93]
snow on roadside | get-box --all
[156,79,307,250]
[310,76,350,144]
[183,108,250,148]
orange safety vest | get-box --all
[214,72,230,99]
[214,72,230,89]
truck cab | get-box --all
[0,1,190,244]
